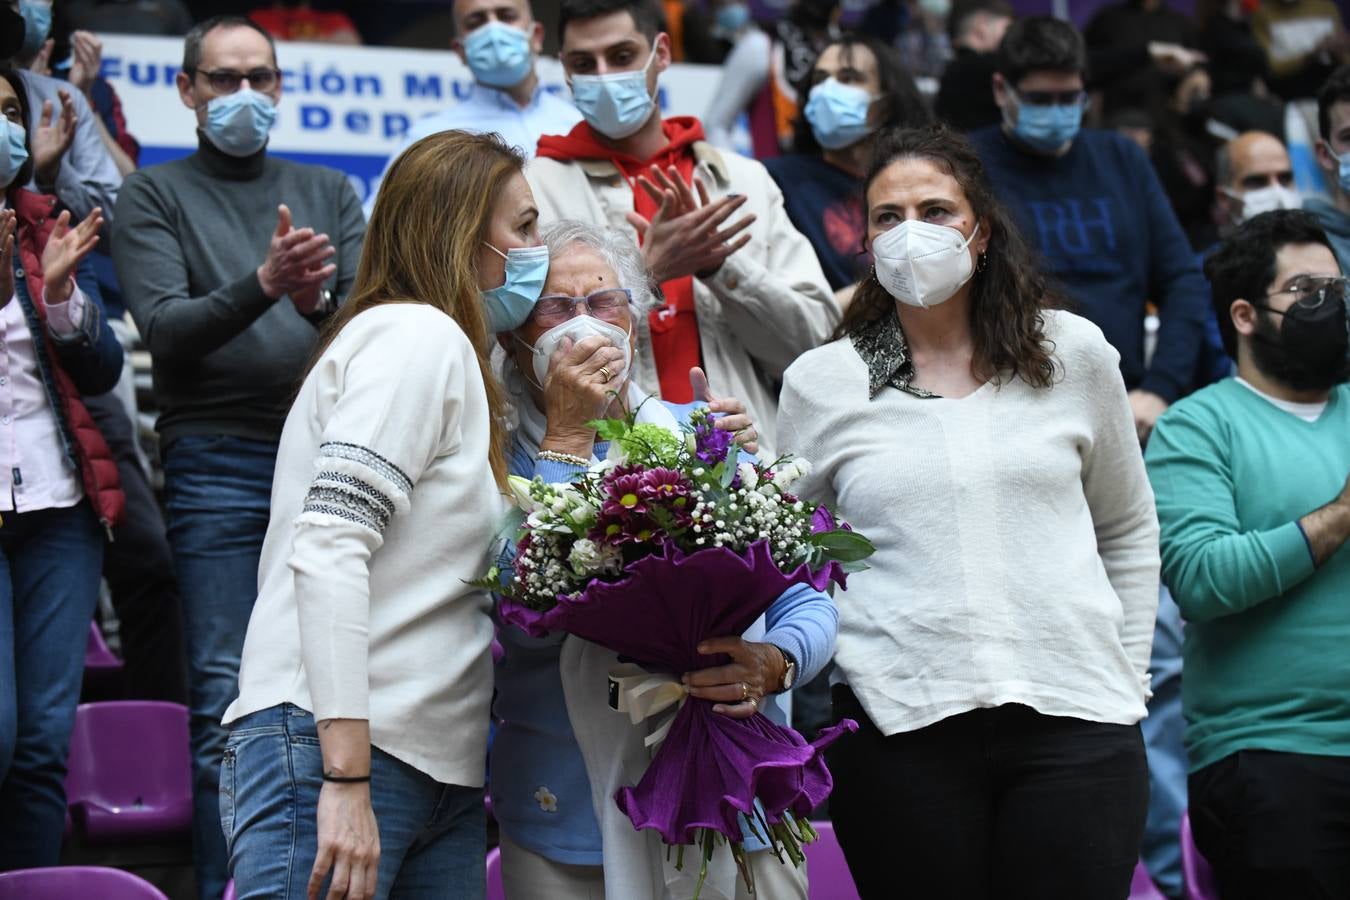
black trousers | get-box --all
[82,391,187,703]
[1190,749,1350,900]
[828,686,1149,900]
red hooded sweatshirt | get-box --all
[537,117,706,403]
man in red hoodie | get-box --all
[526,0,837,458]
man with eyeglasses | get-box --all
[1146,209,1350,900]
[363,0,581,217]
[969,15,1208,447]
[110,15,364,900]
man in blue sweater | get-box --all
[969,16,1209,446]
[969,18,1209,899]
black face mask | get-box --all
[1251,293,1350,392]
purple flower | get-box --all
[638,468,691,500]
[694,420,734,465]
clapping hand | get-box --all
[68,31,104,97]
[627,165,755,283]
[0,210,17,306]
[257,204,337,312]
[690,366,759,456]
[33,90,77,187]
[41,208,102,305]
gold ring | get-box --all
[747,696,758,709]
[740,682,750,701]
[599,366,612,382]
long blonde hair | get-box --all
[311,130,523,489]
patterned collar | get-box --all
[849,313,937,400]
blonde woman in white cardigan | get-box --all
[776,125,1160,900]
[220,131,547,900]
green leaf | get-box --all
[813,529,876,563]
[719,459,738,488]
[588,417,630,443]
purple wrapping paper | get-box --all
[499,539,858,846]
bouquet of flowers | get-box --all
[483,406,873,895]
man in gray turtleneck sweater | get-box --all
[110,15,363,900]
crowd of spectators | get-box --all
[1,0,1350,898]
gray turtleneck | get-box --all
[112,135,365,446]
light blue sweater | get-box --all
[489,401,838,865]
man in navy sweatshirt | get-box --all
[969,16,1209,447]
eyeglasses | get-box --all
[531,288,632,328]
[194,67,281,93]
[1263,275,1348,311]
[1011,87,1088,107]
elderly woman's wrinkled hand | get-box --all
[690,366,759,456]
[682,636,787,719]
[540,335,628,455]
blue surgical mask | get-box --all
[715,3,752,35]
[0,120,29,189]
[18,1,51,58]
[1336,149,1350,196]
[570,49,658,140]
[482,243,549,332]
[1011,98,1082,154]
[464,21,533,88]
[804,77,876,150]
[203,88,278,157]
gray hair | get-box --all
[540,220,659,314]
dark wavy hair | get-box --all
[836,124,1060,389]
[791,33,930,155]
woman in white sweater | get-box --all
[220,131,545,900]
[776,125,1160,899]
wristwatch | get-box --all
[772,645,798,692]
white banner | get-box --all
[100,35,728,203]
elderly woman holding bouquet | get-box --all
[490,219,838,900]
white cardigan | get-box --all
[776,309,1160,737]
[224,303,503,786]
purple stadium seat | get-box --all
[0,866,168,899]
[64,701,192,844]
[85,621,123,674]
[1182,811,1220,900]
[803,820,861,900]
[486,846,505,900]
[1130,861,1167,900]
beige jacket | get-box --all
[525,140,838,457]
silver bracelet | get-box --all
[538,450,589,467]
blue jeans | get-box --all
[0,501,103,869]
[163,435,277,900]
[221,705,486,899]
[1141,586,1188,897]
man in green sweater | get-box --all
[111,15,364,900]
[1145,209,1350,899]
